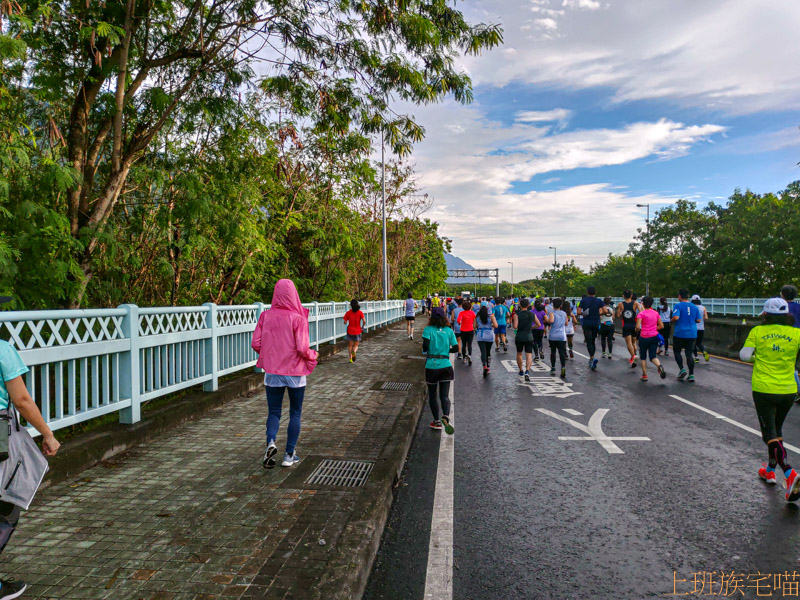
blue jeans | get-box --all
[266,386,305,455]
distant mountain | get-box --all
[445,253,485,284]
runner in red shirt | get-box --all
[343,299,366,363]
[457,301,476,365]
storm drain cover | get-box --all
[305,459,375,487]
[405,355,426,360]
[380,381,413,391]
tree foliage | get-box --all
[0,0,501,307]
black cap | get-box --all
[0,296,11,305]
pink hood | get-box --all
[251,279,318,376]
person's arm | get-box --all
[739,347,755,363]
[513,314,519,329]
[293,316,318,362]
[616,304,622,318]
[251,311,265,353]
[635,315,642,332]
[671,308,680,323]
[422,337,430,355]
[360,312,367,329]
[6,377,60,456]
[576,302,583,317]
[545,312,554,324]
[491,315,498,328]
[657,317,664,330]
[533,315,542,329]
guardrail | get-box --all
[564,297,774,317]
[0,300,408,435]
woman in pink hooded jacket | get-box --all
[251,279,318,468]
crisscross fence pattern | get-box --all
[0,300,408,436]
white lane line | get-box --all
[424,354,454,600]
[572,350,590,359]
[563,408,583,416]
[669,394,800,454]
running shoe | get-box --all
[569,349,574,359]
[704,351,710,362]
[550,367,556,376]
[524,372,530,382]
[560,367,566,379]
[430,420,443,430]
[607,353,612,359]
[786,469,800,502]
[640,375,648,382]
[349,356,354,363]
[758,464,777,484]
[0,579,26,600]
[495,346,501,353]
[591,358,598,371]
[678,369,687,380]
[410,334,414,340]
[462,357,467,365]
[467,356,472,366]
[664,351,669,357]
[656,348,663,355]
[518,369,524,377]
[352,352,357,363]
[457,352,462,360]
[658,364,666,379]
[441,415,454,435]
[602,352,607,358]
[483,366,488,378]
[630,359,637,369]
[694,356,700,363]
[687,374,695,383]
[628,356,635,367]
[503,343,508,352]
[281,452,300,468]
[263,441,278,469]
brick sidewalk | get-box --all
[1,324,426,599]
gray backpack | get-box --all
[0,408,49,510]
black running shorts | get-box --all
[425,366,455,385]
[622,325,636,338]
[515,340,534,353]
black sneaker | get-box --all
[0,579,27,600]
[550,368,556,376]
[524,372,530,382]
[263,442,278,469]
[560,367,566,379]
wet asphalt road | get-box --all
[364,331,800,600]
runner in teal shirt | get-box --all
[422,307,457,433]
[492,298,511,352]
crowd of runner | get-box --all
[415,284,800,504]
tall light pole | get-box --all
[508,261,514,298]
[381,131,388,300]
[548,246,557,297]
[636,203,650,297]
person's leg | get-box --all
[639,338,649,377]
[494,332,500,350]
[583,326,595,357]
[525,348,533,371]
[558,341,567,369]
[549,340,557,371]
[516,349,524,372]
[466,332,474,358]
[456,334,462,356]
[685,339,696,375]
[347,340,354,359]
[479,341,489,366]
[567,334,574,355]
[285,386,305,455]
[662,323,670,356]
[266,386,285,445]
[428,383,441,421]
[673,337,685,371]
[439,381,451,418]
[353,340,360,356]
[774,393,795,442]
[0,500,20,553]
[625,334,636,359]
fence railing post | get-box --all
[330,301,337,344]
[203,303,219,391]
[313,302,319,350]
[118,303,141,424]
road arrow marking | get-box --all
[535,408,650,454]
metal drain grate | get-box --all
[405,355,426,360]
[305,459,374,487]
[380,381,413,391]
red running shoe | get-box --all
[786,469,800,501]
[430,420,443,430]
[758,464,777,484]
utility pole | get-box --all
[636,203,650,297]
[508,261,514,298]
[548,246,557,297]
[381,131,388,300]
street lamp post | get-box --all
[381,132,388,300]
[548,246,557,297]
[508,261,514,298]
[636,203,650,297]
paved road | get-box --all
[365,331,800,600]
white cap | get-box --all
[764,297,789,315]
[434,293,439,297]
[691,294,701,302]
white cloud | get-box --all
[397,100,721,279]
[515,108,572,128]
[458,0,800,114]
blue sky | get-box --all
[402,0,800,281]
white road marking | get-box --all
[572,350,590,359]
[535,408,650,454]
[669,394,800,454]
[501,359,549,373]
[563,408,583,416]
[424,354,455,600]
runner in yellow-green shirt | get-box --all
[740,297,800,501]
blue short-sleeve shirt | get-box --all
[672,301,700,338]
[0,340,29,410]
